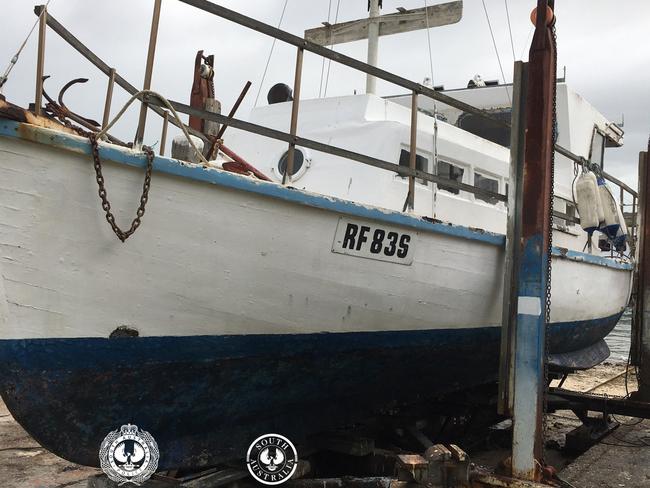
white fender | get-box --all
[588,172,605,223]
[575,173,600,232]
[598,178,620,238]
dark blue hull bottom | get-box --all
[0,313,621,469]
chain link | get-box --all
[542,20,559,464]
[88,133,154,242]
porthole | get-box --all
[275,148,310,181]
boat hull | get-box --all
[0,312,622,469]
[0,121,632,469]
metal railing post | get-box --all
[102,68,116,129]
[160,111,169,156]
[283,47,303,185]
[134,0,162,147]
[34,5,47,116]
[407,91,418,210]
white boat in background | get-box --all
[0,0,635,470]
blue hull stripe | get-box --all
[0,119,634,270]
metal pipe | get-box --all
[160,110,169,156]
[207,80,252,160]
[407,91,418,210]
[366,0,381,95]
[134,0,162,147]
[176,0,509,129]
[34,5,47,116]
[216,80,251,140]
[283,47,304,185]
[102,68,116,129]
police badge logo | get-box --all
[99,424,159,486]
[246,434,298,485]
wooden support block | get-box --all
[396,454,428,483]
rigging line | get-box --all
[423,0,439,219]
[0,0,54,93]
[520,25,534,59]
[480,0,511,104]
[503,0,516,62]
[253,0,290,107]
[323,0,342,97]
[318,0,333,98]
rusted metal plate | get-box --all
[511,0,556,480]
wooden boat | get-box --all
[0,0,634,469]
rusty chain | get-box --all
[542,17,559,466]
[88,132,154,242]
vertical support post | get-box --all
[511,0,555,481]
[159,111,169,156]
[498,61,528,416]
[634,144,650,393]
[283,47,303,185]
[407,91,418,211]
[366,0,381,95]
[102,68,116,129]
[620,186,625,215]
[134,0,162,147]
[34,5,47,116]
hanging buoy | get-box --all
[598,177,621,239]
[575,173,601,233]
[530,6,554,26]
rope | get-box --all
[0,0,54,93]
[323,0,342,97]
[480,0,511,104]
[253,0,289,107]
[96,89,209,166]
[318,0,333,98]
[503,0,516,62]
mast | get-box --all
[304,1,463,95]
[366,0,381,94]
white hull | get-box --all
[0,123,631,341]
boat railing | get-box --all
[31,2,637,246]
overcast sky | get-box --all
[1,0,648,189]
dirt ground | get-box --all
[0,361,644,487]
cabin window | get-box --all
[474,173,499,204]
[457,110,512,147]
[590,129,605,168]
[437,161,465,194]
[399,149,428,184]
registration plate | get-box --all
[332,218,414,265]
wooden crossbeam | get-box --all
[305,1,462,46]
